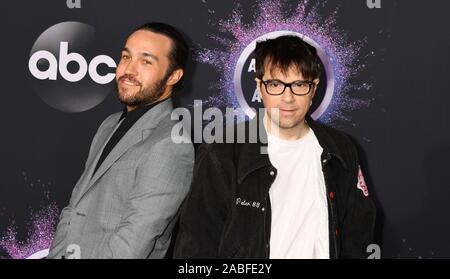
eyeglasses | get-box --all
[261,79,315,96]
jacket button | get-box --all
[329,192,335,200]
[269,171,275,176]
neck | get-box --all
[264,112,309,141]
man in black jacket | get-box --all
[174,35,376,259]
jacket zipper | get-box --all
[323,156,339,259]
[263,193,270,259]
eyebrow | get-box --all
[265,78,311,83]
[122,47,159,61]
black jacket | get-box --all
[174,116,376,259]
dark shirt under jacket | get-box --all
[93,99,166,175]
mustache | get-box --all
[117,74,142,86]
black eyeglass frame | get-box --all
[260,79,315,96]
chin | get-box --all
[118,89,135,99]
[118,95,136,106]
[279,119,303,129]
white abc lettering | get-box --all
[59,41,88,82]
[28,41,116,84]
[89,55,116,84]
[28,50,58,80]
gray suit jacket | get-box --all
[48,98,194,259]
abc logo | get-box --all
[233,30,334,120]
[28,21,116,112]
[29,41,115,84]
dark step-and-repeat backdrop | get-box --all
[0,0,449,259]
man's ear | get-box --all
[311,78,320,98]
[313,78,320,87]
[255,78,262,97]
[166,69,184,86]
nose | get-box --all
[123,59,138,76]
[281,86,295,103]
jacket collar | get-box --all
[305,115,348,169]
[237,114,347,184]
[236,116,270,184]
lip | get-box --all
[278,108,297,116]
[279,108,297,112]
[120,79,140,86]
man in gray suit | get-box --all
[48,22,194,259]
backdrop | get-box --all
[1,0,449,259]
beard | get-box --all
[116,72,170,107]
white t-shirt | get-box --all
[267,127,329,259]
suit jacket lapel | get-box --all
[74,98,173,205]
[71,118,120,205]
[88,126,143,188]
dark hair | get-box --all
[255,35,321,81]
[135,22,189,88]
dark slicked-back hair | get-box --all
[255,35,321,81]
[134,22,189,88]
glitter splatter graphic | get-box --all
[0,203,58,259]
[197,0,373,123]
[0,173,59,259]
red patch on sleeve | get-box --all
[357,166,369,197]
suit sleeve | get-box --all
[340,146,377,258]
[48,115,114,259]
[93,138,194,259]
[173,144,231,258]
